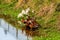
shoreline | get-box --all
[0,14,21,29]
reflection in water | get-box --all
[8,24,9,32]
[22,27,40,37]
[0,18,32,40]
[4,29,8,35]
[16,29,18,39]
[0,27,17,40]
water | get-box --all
[0,27,16,40]
[0,18,32,40]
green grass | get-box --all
[32,12,60,40]
[0,0,60,40]
[33,32,60,40]
[33,28,60,40]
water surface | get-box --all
[0,18,32,40]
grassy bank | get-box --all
[0,0,60,40]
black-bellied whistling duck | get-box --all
[21,16,40,30]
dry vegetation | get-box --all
[0,0,60,40]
